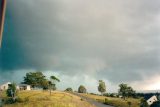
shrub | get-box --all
[104,98,111,105]
[103,93,110,97]
[80,98,84,101]
[6,83,17,98]
[4,98,15,104]
[110,93,114,97]
[105,98,108,102]
[65,88,73,92]
[90,93,98,95]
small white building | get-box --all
[17,84,31,90]
[147,95,158,106]
[0,82,11,91]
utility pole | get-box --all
[0,0,7,47]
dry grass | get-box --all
[1,91,95,107]
[81,94,140,107]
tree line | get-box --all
[5,71,139,105]
[22,71,136,99]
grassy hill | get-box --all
[1,91,95,107]
[0,90,141,107]
[80,93,140,107]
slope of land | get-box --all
[1,91,95,107]
[80,93,140,107]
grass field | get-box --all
[81,94,140,107]
[1,91,95,107]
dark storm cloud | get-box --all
[1,0,160,91]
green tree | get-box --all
[65,88,73,92]
[23,72,47,88]
[49,76,60,95]
[6,83,17,102]
[119,83,128,99]
[127,86,136,97]
[98,80,106,95]
[50,76,60,83]
[22,72,60,94]
[118,83,135,99]
[78,85,87,93]
[41,79,50,90]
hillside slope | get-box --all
[2,91,95,107]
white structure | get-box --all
[0,82,11,90]
[17,84,31,90]
[147,95,158,106]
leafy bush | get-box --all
[5,83,18,104]
[65,88,73,92]
[104,98,109,104]
[110,93,114,97]
[80,98,84,101]
[90,93,98,95]
[103,93,110,97]
[6,83,17,97]
[4,98,15,104]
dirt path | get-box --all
[71,93,114,107]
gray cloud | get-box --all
[1,0,160,92]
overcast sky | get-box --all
[0,0,160,93]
